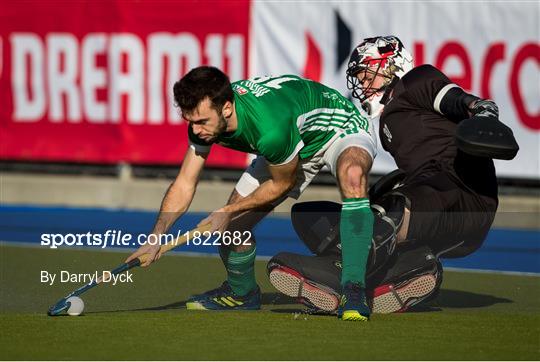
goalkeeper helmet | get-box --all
[346,36,413,114]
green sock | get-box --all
[340,197,374,287]
[219,245,257,296]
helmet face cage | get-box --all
[346,36,413,104]
[347,62,392,104]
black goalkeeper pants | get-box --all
[395,166,498,258]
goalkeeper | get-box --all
[267,36,519,314]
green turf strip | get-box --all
[1,245,539,360]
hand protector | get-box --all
[456,100,519,160]
[469,99,499,118]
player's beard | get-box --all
[206,114,228,143]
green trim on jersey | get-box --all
[188,75,370,165]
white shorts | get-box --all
[235,132,377,203]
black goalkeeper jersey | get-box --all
[379,64,497,198]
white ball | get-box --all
[66,296,84,316]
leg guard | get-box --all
[367,192,409,277]
[267,245,442,314]
[267,252,341,312]
[367,245,443,313]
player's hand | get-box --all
[468,99,499,119]
[198,208,233,233]
[125,241,162,267]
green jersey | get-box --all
[188,75,371,165]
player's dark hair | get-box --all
[173,66,234,113]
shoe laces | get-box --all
[343,282,364,304]
[207,281,232,297]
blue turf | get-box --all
[1,204,538,273]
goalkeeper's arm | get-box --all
[434,84,518,160]
[434,84,499,121]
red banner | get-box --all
[0,1,251,167]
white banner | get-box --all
[250,1,540,179]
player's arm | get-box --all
[152,147,208,234]
[225,156,298,214]
[224,128,303,213]
[433,82,499,121]
[405,65,518,159]
[403,65,498,121]
[126,147,208,266]
[431,74,518,159]
[197,156,298,234]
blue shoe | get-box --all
[337,282,370,321]
[186,281,261,310]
